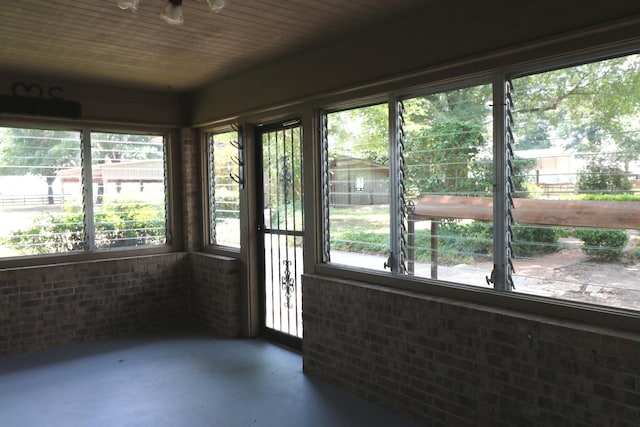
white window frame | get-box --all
[318,49,640,316]
[205,127,242,251]
[0,122,175,267]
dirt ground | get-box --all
[334,234,640,312]
[512,235,640,311]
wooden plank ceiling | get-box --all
[0,0,430,93]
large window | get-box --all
[403,83,493,286]
[90,132,167,248]
[207,129,241,248]
[322,52,640,311]
[510,54,640,310]
[0,127,169,257]
[326,104,390,271]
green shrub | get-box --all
[330,231,389,255]
[573,228,628,261]
[8,212,84,254]
[576,157,633,194]
[437,220,562,262]
[578,194,640,202]
[513,226,561,257]
[8,203,165,255]
[438,220,493,261]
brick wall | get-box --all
[189,252,241,338]
[180,127,203,253]
[0,253,190,356]
[302,274,640,426]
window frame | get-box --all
[322,100,392,271]
[0,119,180,268]
[315,46,640,327]
[204,126,242,252]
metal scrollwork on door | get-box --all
[281,260,295,309]
[282,155,292,204]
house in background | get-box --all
[329,155,389,206]
[57,159,165,196]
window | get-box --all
[90,132,167,248]
[403,83,493,286]
[207,130,241,248]
[0,127,169,258]
[510,54,640,310]
[321,51,640,311]
[326,104,390,271]
[0,127,83,256]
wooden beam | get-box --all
[411,195,640,229]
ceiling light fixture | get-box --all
[160,0,184,25]
[206,0,225,11]
[116,0,226,25]
[117,0,139,11]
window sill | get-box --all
[313,262,640,336]
[0,244,182,270]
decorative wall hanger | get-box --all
[229,124,244,189]
[0,82,82,118]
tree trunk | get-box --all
[46,176,56,205]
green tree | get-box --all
[327,103,389,164]
[577,155,633,194]
[513,54,640,158]
[513,119,552,150]
[0,127,80,204]
[0,129,163,205]
[403,84,495,197]
[404,118,485,196]
[91,132,162,163]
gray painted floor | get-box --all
[0,331,422,427]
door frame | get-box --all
[255,120,304,351]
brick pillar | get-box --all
[181,127,202,252]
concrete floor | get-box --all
[0,330,422,427]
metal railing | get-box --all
[0,195,65,206]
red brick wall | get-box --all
[0,253,190,356]
[302,274,640,426]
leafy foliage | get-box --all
[327,104,389,164]
[573,228,628,261]
[0,127,81,204]
[331,230,390,255]
[403,84,494,198]
[5,202,165,255]
[438,220,561,262]
[577,194,640,202]
[513,55,640,157]
[576,156,633,194]
[512,226,561,257]
[438,220,493,261]
[404,119,485,196]
[5,212,84,254]
[0,128,80,176]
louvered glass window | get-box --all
[91,132,167,248]
[208,130,241,248]
[403,83,493,286]
[510,54,640,309]
[325,104,390,271]
[0,127,169,258]
[0,127,82,256]
[320,51,640,311]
